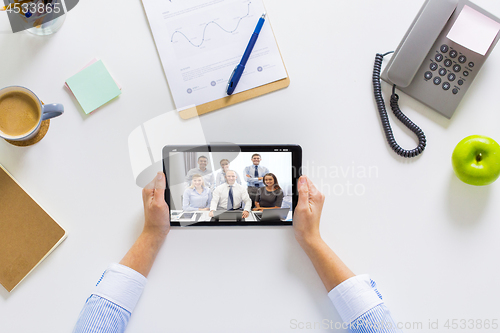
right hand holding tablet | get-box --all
[293,176,325,246]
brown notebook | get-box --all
[0,164,66,292]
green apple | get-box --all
[452,135,500,186]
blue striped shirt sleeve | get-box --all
[328,275,402,333]
[73,264,147,333]
[73,295,131,333]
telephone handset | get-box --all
[374,0,500,157]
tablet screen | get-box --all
[162,145,301,226]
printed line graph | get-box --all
[170,2,251,48]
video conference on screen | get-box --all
[168,151,293,220]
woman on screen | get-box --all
[182,174,212,211]
[253,173,283,211]
[216,159,242,186]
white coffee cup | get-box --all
[0,86,63,141]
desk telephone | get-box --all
[373,0,500,158]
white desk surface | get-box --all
[2,1,500,332]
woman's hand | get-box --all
[293,175,325,247]
[142,172,170,239]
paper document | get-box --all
[141,0,287,110]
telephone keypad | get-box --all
[426,45,473,97]
[427,44,473,100]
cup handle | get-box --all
[41,103,64,121]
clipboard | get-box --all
[178,73,290,120]
[140,0,290,120]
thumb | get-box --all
[142,175,156,202]
[297,176,309,208]
[153,172,166,203]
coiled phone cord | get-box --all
[373,52,426,158]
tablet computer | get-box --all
[162,144,302,226]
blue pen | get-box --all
[226,13,266,95]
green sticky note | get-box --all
[66,60,121,114]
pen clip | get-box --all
[226,66,238,92]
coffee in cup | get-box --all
[0,91,41,137]
[0,86,63,142]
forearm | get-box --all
[119,230,167,278]
[76,171,169,333]
[298,236,355,292]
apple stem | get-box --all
[476,153,483,163]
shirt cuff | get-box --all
[93,263,147,313]
[328,274,384,324]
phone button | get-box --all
[463,71,469,77]
[433,77,442,85]
[468,62,474,68]
[447,73,456,81]
[424,71,433,80]
[444,59,452,67]
[458,80,464,86]
[449,50,458,58]
[442,82,451,90]
[430,63,438,71]
[458,55,467,63]
[440,45,449,53]
[452,88,459,95]
[439,68,447,76]
[453,64,461,72]
[435,54,443,62]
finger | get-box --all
[306,177,325,205]
[153,172,167,204]
[297,176,309,207]
[306,176,318,195]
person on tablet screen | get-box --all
[73,173,400,333]
[216,159,242,186]
[253,173,283,211]
[209,170,251,219]
[244,154,269,208]
[185,155,215,190]
[182,174,211,211]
